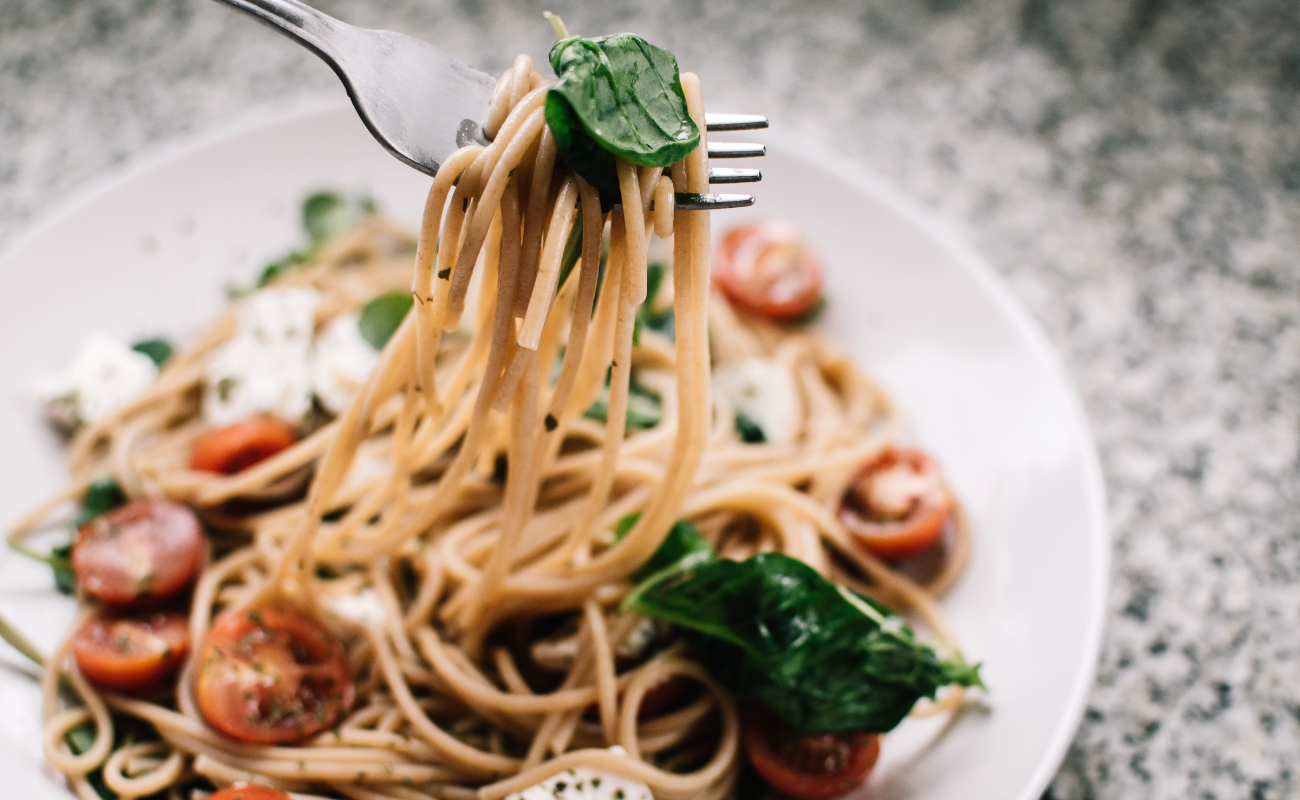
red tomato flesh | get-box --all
[714,221,824,321]
[742,706,880,800]
[839,448,953,560]
[73,500,203,605]
[71,611,190,693]
[208,787,291,800]
[191,417,298,475]
[196,606,354,744]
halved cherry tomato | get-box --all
[713,221,824,321]
[71,611,190,693]
[73,500,204,605]
[196,606,354,744]
[742,706,880,800]
[839,448,952,560]
[191,417,297,474]
[208,787,291,800]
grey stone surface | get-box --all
[3,0,1299,797]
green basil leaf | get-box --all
[303,191,376,245]
[546,34,700,195]
[630,552,983,733]
[51,544,76,595]
[130,337,173,368]
[358,292,414,350]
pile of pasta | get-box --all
[23,55,969,800]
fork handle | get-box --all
[210,0,353,68]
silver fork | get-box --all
[210,0,767,209]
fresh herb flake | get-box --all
[734,411,766,444]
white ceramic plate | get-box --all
[0,98,1107,800]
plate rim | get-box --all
[758,127,1110,799]
[0,95,1110,800]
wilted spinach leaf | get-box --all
[358,292,414,350]
[130,338,174,368]
[630,552,982,733]
[546,34,700,197]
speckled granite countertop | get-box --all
[3,0,1298,797]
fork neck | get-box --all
[210,0,350,65]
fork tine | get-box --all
[610,193,755,211]
[706,142,765,159]
[705,113,769,132]
[673,193,755,210]
[709,167,761,184]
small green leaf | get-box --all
[75,477,127,528]
[51,544,76,594]
[358,292,415,350]
[734,411,766,444]
[614,512,641,539]
[130,338,173,368]
[303,192,370,245]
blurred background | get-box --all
[3,0,1298,797]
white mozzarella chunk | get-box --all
[311,312,379,415]
[35,333,158,428]
[327,588,388,627]
[713,357,800,447]
[504,760,653,800]
[204,287,320,426]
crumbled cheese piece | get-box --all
[35,334,158,428]
[328,588,387,626]
[311,312,379,415]
[713,357,800,447]
[504,762,652,800]
[204,287,319,426]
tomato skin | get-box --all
[196,606,354,744]
[73,500,204,605]
[191,417,298,475]
[742,706,880,800]
[839,448,953,560]
[207,787,291,800]
[71,611,190,693]
[714,221,824,321]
